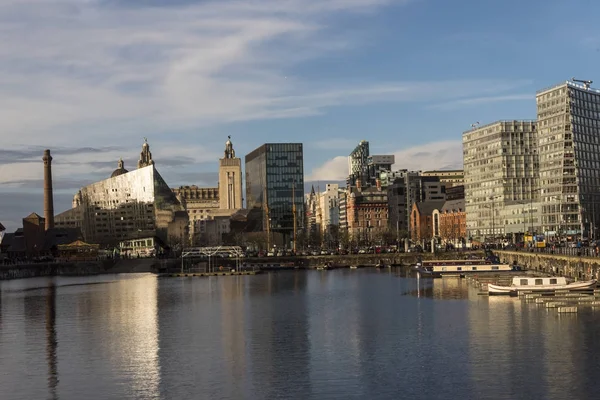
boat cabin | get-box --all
[511,277,567,287]
[421,259,493,267]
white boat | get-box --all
[488,276,597,295]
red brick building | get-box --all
[410,201,445,242]
[347,180,388,244]
[438,199,466,245]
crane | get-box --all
[572,77,593,89]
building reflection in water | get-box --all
[247,272,311,399]
[467,295,585,399]
[407,276,469,300]
[45,283,58,400]
[71,275,161,399]
[217,276,247,399]
[110,277,160,398]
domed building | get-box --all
[110,158,129,178]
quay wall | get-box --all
[242,251,485,268]
[0,258,176,280]
[1,252,485,280]
[497,251,600,280]
[0,260,114,280]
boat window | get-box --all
[457,267,462,271]
[472,267,477,271]
[491,266,499,270]
[520,279,528,285]
[535,279,543,285]
[550,278,557,284]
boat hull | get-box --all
[488,279,597,295]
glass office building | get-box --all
[537,80,600,239]
[245,143,304,246]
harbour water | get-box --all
[1,270,599,400]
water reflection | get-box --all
[46,283,58,400]
[406,277,469,300]
[2,272,600,399]
[248,272,311,399]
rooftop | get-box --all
[536,80,600,96]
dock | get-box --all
[467,273,600,312]
[160,270,260,278]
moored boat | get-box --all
[414,250,519,277]
[488,276,597,295]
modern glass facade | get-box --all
[537,81,600,239]
[347,140,370,187]
[55,165,188,245]
[245,143,304,246]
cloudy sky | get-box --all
[1,0,600,231]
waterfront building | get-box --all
[55,140,188,246]
[346,180,388,244]
[536,80,600,239]
[347,140,370,187]
[410,200,445,243]
[386,170,445,237]
[436,198,467,247]
[339,190,348,234]
[172,136,243,245]
[0,222,5,251]
[463,120,539,242]
[245,143,304,248]
[421,170,464,189]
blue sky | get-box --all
[1,0,600,230]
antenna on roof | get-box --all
[572,77,592,89]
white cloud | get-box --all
[428,94,533,111]
[0,143,217,187]
[307,140,463,181]
[0,0,533,149]
[0,0,408,146]
[307,156,348,181]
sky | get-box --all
[2,0,600,231]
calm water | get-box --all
[1,270,599,400]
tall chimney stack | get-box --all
[43,149,55,231]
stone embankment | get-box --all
[2,251,484,280]
[0,258,181,280]
[497,250,600,280]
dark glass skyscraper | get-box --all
[245,143,304,247]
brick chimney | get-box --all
[42,149,55,230]
[376,178,382,191]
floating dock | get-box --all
[160,270,260,278]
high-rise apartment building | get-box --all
[245,143,304,246]
[421,170,464,189]
[537,80,600,239]
[463,120,539,241]
[347,140,370,187]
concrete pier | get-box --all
[497,250,600,280]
